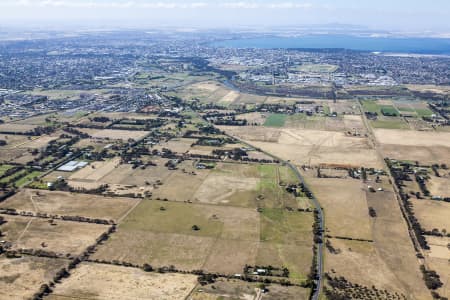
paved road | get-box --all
[224,133,325,300]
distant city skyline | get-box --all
[1,0,450,34]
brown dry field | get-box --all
[0,189,139,221]
[0,256,68,299]
[306,177,372,239]
[405,84,450,94]
[0,148,30,162]
[219,90,240,103]
[0,133,58,150]
[78,128,150,141]
[424,236,450,298]
[151,163,211,202]
[425,236,450,298]
[428,256,450,298]
[428,175,450,197]
[48,262,197,300]
[374,128,450,148]
[365,187,429,299]
[426,236,450,260]
[343,115,366,131]
[73,138,117,151]
[379,144,450,166]
[152,162,299,209]
[236,112,267,125]
[4,215,108,256]
[412,199,450,232]
[92,200,313,279]
[0,134,32,148]
[308,171,430,299]
[154,138,197,153]
[220,126,382,168]
[68,157,177,195]
[69,157,120,182]
[190,278,310,300]
[0,123,38,133]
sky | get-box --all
[1,0,450,33]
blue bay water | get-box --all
[212,35,450,54]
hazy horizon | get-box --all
[1,0,450,35]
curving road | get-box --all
[223,133,325,300]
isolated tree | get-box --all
[361,167,367,182]
[192,225,200,231]
[143,263,153,272]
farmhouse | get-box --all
[58,160,88,172]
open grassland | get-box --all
[412,199,450,232]
[293,63,339,73]
[92,199,313,280]
[67,157,177,196]
[3,215,108,256]
[317,175,430,299]
[375,129,450,165]
[0,256,68,299]
[428,175,450,198]
[374,128,450,147]
[0,189,139,221]
[380,144,450,166]
[0,123,39,133]
[27,89,109,100]
[306,177,372,239]
[48,263,197,300]
[221,126,382,168]
[264,114,287,127]
[191,163,299,209]
[370,119,410,129]
[77,128,150,141]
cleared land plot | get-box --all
[93,200,312,278]
[192,163,299,209]
[323,183,429,299]
[374,129,450,148]
[264,114,287,127]
[428,256,450,298]
[48,263,197,300]
[77,128,150,141]
[0,189,138,221]
[365,187,430,299]
[154,138,197,153]
[0,123,38,133]
[68,157,174,195]
[190,278,310,300]
[412,199,450,232]
[307,177,372,239]
[426,236,450,260]
[370,118,410,130]
[4,215,108,256]
[221,126,381,168]
[236,112,267,125]
[380,144,450,166]
[0,134,32,148]
[428,175,450,197]
[69,157,120,182]
[324,238,413,297]
[93,200,259,272]
[294,63,339,73]
[0,256,68,299]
